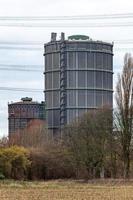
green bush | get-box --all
[0,146,30,180]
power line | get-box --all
[0,64,43,72]
[0,68,42,72]
[0,87,43,93]
[0,22,133,28]
[114,40,133,44]
[0,41,43,45]
[0,46,42,51]
[0,64,43,68]
[0,66,122,73]
[0,13,133,21]
[0,46,132,51]
[1,40,133,46]
[114,48,133,51]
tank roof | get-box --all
[68,35,90,41]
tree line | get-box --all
[0,53,133,180]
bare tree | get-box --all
[9,119,48,148]
[115,53,133,178]
[0,136,9,147]
[64,107,113,179]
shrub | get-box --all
[0,146,30,180]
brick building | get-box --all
[8,97,45,137]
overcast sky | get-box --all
[0,0,133,137]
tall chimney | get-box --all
[61,32,65,41]
[51,32,57,42]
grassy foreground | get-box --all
[0,179,133,200]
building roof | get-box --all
[9,97,45,105]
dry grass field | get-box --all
[0,179,133,200]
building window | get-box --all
[45,54,52,70]
[103,72,108,89]
[67,71,76,88]
[103,53,112,70]
[78,52,86,68]
[46,73,52,89]
[96,53,103,69]
[53,110,60,126]
[68,52,76,68]
[103,72,112,89]
[87,53,95,68]
[53,72,60,89]
[67,90,76,107]
[78,71,86,88]
[87,71,95,88]
[53,53,60,69]
[46,91,52,108]
[103,91,112,107]
[96,71,103,88]
[107,54,112,70]
[103,91,107,106]
[108,73,112,89]
[78,90,86,107]
[87,90,95,107]
[96,90,102,107]
[53,91,60,107]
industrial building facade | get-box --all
[44,33,113,133]
[8,97,45,136]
